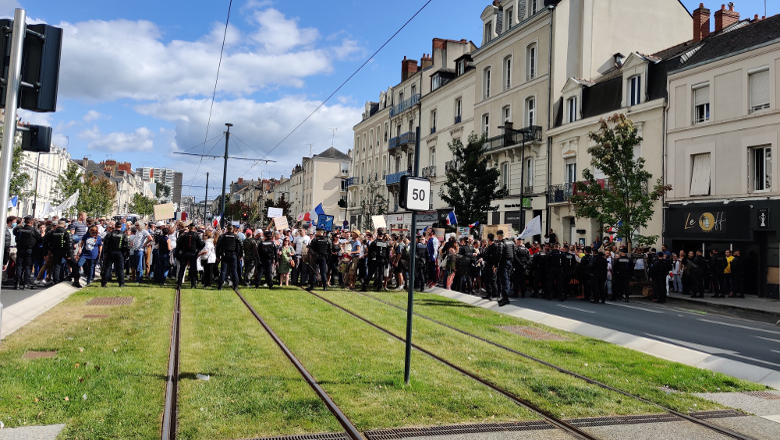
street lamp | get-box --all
[498,122,542,235]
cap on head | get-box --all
[156,221,164,227]
[188,224,196,230]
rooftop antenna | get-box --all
[306,143,315,157]
[328,128,338,148]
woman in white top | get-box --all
[198,230,217,287]
[670,253,682,293]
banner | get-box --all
[154,203,175,220]
[40,202,53,218]
[458,227,470,237]
[481,224,512,240]
[54,189,80,214]
[273,216,289,230]
[268,207,283,219]
[371,215,387,230]
[520,215,542,239]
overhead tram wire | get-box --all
[187,0,234,190]
[182,134,226,189]
[259,0,435,161]
[230,134,268,157]
[180,133,225,153]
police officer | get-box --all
[481,233,499,301]
[242,231,258,286]
[591,251,609,303]
[256,230,278,289]
[692,249,708,298]
[709,248,726,298]
[458,237,476,294]
[495,230,514,307]
[414,234,428,292]
[361,228,389,292]
[216,224,243,291]
[613,248,634,302]
[101,222,129,287]
[13,216,41,290]
[530,244,549,298]
[308,228,331,290]
[175,223,205,289]
[579,246,594,302]
[513,240,531,298]
[546,243,566,301]
[43,220,78,284]
[651,252,672,303]
[730,250,745,298]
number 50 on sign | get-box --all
[399,176,431,211]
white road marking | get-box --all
[698,318,780,335]
[608,302,665,314]
[755,336,780,344]
[557,304,595,314]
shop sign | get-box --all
[666,205,751,240]
[758,208,770,229]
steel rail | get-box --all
[302,289,601,440]
[354,291,758,440]
[233,290,365,440]
[161,288,182,440]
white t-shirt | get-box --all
[293,235,311,255]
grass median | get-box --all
[241,287,538,430]
[0,284,172,439]
[351,290,766,411]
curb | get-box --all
[1,282,79,340]
[663,294,780,319]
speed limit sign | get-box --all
[399,176,431,211]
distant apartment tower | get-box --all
[136,166,183,204]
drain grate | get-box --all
[691,409,748,419]
[498,325,571,341]
[365,421,554,439]
[23,351,57,359]
[82,315,109,319]
[742,391,780,400]
[566,413,680,428]
[244,434,350,440]
[86,297,133,306]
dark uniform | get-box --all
[651,254,672,303]
[242,235,258,285]
[692,253,708,297]
[482,237,500,300]
[546,247,565,301]
[513,245,530,297]
[256,232,278,288]
[591,252,609,303]
[217,230,243,290]
[101,229,129,287]
[43,225,77,284]
[563,250,577,300]
[362,235,389,291]
[709,251,726,298]
[308,233,331,290]
[13,220,41,289]
[415,239,429,291]
[175,228,205,289]
[457,243,475,293]
[531,250,549,298]
[496,235,514,306]
[730,253,745,298]
[579,250,594,301]
[613,253,634,302]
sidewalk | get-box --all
[0,282,79,340]
[665,291,780,321]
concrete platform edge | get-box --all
[1,283,78,340]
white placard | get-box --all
[273,216,289,230]
[404,178,431,211]
[371,215,387,230]
[267,207,283,219]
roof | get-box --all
[314,147,351,161]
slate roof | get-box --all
[314,147,351,161]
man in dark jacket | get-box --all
[709,248,726,298]
[175,223,205,289]
[101,223,130,287]
[591,251,609,303]
[216,224,243,291]
[43,220,79,285]
[481,234,500,301]
[361,228,389,292]
[495,230,514,307]
[730,250,745,298]
[308,228,331,290]
[651,252,672,303]
[241,232,258,286]
[256,230,278,289]
[13,216,42,290]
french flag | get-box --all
[303,203,326,224]
[446,210,457,226]
[469,221,479,228]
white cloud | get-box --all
[0,0,20,17]
[79,125,155,152]
[55,6,353,102]
[83,110,103,122]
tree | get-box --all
[155,184,171,200]
[361,179,388,231]
[49,161,83,218]
[77,173,117,218]
[1,126,32,200]
[128,193,155,216]
[569,114,671,252]
[266,194,293,227]
[439,132,508,226]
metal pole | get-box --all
[204,172,209,223]
[32,152,41,217]
[0,8,27,346]
[519,135,526,234]
[219,123,232,229]
[404,125,421,385]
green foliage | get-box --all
[128,193,155,216]
[50,161,83,218]
[0,126,32,200]
[361,180,387,231]
[77,173,117,218]
[439,133,507,226]
[569,114,671,250]
[155,183,171,199]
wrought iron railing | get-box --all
[444,160,459,174]
[421,166,436,179]
[385,170,408,185]
[390,94,421,117]
[484,125,543,153]
[547,183,575,204]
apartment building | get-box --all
[17,143,79,218]
[301,147,351,223]
[136,166,183,204]
[665,8,780,296]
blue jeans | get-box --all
[220,254,240,288]
[155,252,169,284]
[78,257,97,284]
[130,250,144,282]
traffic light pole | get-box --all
[0,8,28,347]
[219,123,232,229]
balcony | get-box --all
[390,94,421,117]
[547,183,575,204]
[444,160,459,174]
[347,177,359,187]
[484,125,543,153]
[455,115,462,124]
[421,165,436,180]
[388,131,417,152]
[385,170,408,186]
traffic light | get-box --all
[21,124,51,152]
[242,212,248,221]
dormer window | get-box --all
[505,7,514,29]
[457,60,465,76]
[484,21,493,44]
[530,0,538,16]
[567,97,578,123]
[432,75,441,91]
[629,75,641,106]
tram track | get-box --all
[351,290,759,440]
[161,288,182,440]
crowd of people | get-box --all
[1,214,754,305]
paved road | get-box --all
[501,295,780,371]
[0,285,49,308]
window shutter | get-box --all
[689,154,711,196]
[750,70,770,110]
[694,86,709,107]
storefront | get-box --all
[664,201,779,298]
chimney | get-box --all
[693,3,711,42]
[714,3,740,32]
[401,56,419,82]
[421,53,433,69]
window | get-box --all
[502,105,511,123]
[629,75,641,106]
[689,153,711,196]
[525,157,534,190]
[501,162,510,188]
[369,130,373,150]
[693,83,710,124]
[565,157,577,184]
[432,75,441,91]
[457,60,465,76]
[430,110,437,134]
[526,44,537,80]
[526,97,536,126]
[411,84,416,96]
[530,0,538,16]
[483,67,491,99]
[482,113,490,137]
[398,91,403,104]
[567,97,577,123]
[455,98,462,121]
[505,7,514,29]
[484,21,493,44]
[430,148,435,167]
[752,146,772,192]
[503,56,512,90]
[384,123,388,141]
[749,68,770,113]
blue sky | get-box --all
[2,0,776,200]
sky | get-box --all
[1,0,777,202]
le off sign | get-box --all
[399,176,431,211]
